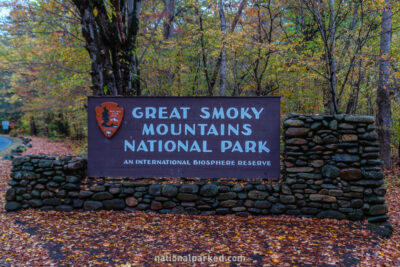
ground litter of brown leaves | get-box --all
[0,137,399,266]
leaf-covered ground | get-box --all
[0,137,399,266]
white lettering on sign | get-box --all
[132,106,264,120]
[199,107,264,119]
[126,106,270,154]
[124,140,213,153]
[141,123,252,136]
[220,140,270,153]
[132,107,191,119]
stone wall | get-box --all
[5,156,86,212]
[4,114,389,223]
[283,114,387,223]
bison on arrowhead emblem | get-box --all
[95,102,124,138]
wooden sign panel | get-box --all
[88,97,280,178]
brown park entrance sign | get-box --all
[88,97,280,178]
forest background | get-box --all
[0,0,399,163]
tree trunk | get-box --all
[57,113,70,137]
[218,0,226,96]
[376,0,392,169]
[72,0,142,96]
[44,126,49,137]
[196,7,213,96]
[197,0,246,96]
[302,0,339,114]
[29,116,37,136]
[253,6,263,96]
[327,0,339,114]
[162,0,175,40]
[346,58,364,114]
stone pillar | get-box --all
[283,114,388,223]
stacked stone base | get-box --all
[5,114,389,224]
[283,114,388,223]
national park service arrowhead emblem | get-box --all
[95,102,124,138]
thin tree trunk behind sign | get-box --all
[162,0,175,40]
[218,0,227,96]
[327,0,338,114]
[197,0,246,96]
[301,0,339,114]
[29,116,37,136]
[376,0,392,169]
